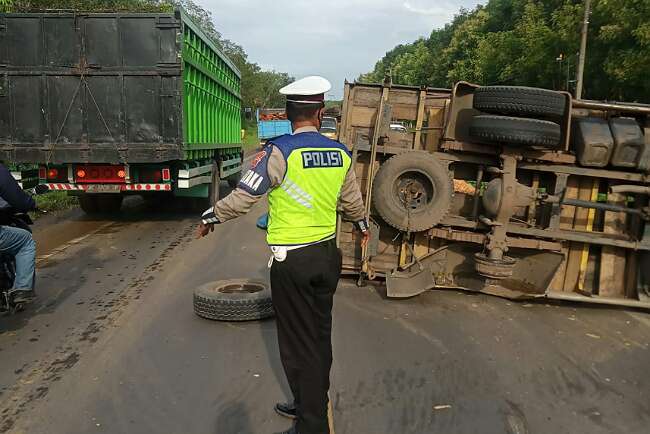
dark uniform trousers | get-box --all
[270,238,342,434]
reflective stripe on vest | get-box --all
[267,146,351,246]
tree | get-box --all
[360,0,650,103]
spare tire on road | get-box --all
[193,279,274,321]
[372,151,453,232]
[473,86,566,119]
[469,115,562,148]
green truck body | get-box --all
[0,9,243,212]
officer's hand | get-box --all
[196,222,214,239]
[361,230,370,248]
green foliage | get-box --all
[324,100,342,109]
[1,0,170,12]
[360,0,650,103]
[2,0,293,111]
[34,191,78,216]
[242,120,260,151]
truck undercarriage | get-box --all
[338,80,650,310]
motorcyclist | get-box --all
[0,163,37,303]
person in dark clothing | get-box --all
[0,164,37,302]
[197,76,368,434]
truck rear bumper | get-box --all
[45,183,172,192]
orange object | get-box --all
[47,168,59,179]
[453,179,476,195]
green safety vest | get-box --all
[267,136,351,246]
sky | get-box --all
[199,0,485,100]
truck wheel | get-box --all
[96,195,123,213]
[79,194,122,214]
[469,115,562,148]
[473,86,566,119]
[372,151,453,232]
[79,195,100,214]
[193,279,274,321]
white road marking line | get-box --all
[36,222,115,266]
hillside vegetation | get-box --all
[360,0,650,102]
[1,0,292,110]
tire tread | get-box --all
[474,86,566,118]
[193,279,274,322]
[469,115,562,148]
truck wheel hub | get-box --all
[395,171,434,211]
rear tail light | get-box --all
[74,165,125,183]
[138,169,166,183]
[39,167,46,179]
[162,168,171,181]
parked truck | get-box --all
[0,9,243,213]
[338,79,650,310]
[257,108,292,143]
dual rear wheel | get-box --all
[79,194,123,215]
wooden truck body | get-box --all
[338,80,650,309]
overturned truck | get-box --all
[338,80,650,309]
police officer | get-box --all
[197,76,368,434]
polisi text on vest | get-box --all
[302,151,343,169]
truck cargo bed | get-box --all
[0,10,241,164]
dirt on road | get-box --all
[1,196,649,434]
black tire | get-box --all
[79,194,99,214]
[79,194,123,214]
[372,151,453,232]
[193,279,274,321]
[469,115,562,148]
[96,195,123,213]
[473,86,566,118]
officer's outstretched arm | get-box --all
[199,147,285,234]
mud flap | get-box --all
[386,266,436,298]
[386,248,445,298]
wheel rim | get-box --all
[392,170,435,212]
[215,282,266,295]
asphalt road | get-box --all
[1,194,650,434]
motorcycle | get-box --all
[0,184,49,315]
